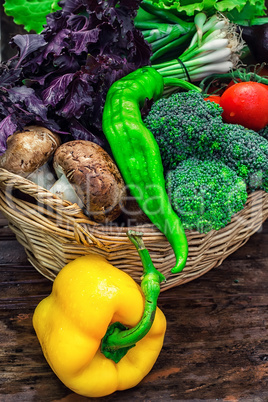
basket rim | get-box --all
[1,167,268,289]
[0,166,267,236]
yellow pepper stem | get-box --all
[101,230,166,363]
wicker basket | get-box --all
[1,167,268,291]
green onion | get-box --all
[150,13,245,82]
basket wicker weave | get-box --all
[1,166,268,291]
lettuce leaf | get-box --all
[141,0,267,21]
[4,0,62,33]
[221,0,268,24]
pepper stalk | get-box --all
[101,230,166,363]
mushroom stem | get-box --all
[28,163,57,189]
[49,172,82,206]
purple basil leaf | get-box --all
[7,85,35,103]
[82,54,101,75]
[42,29,71,59]
[61,0,85,14]
[66,14,89,31]
[43,119,66,134]
[42,73,75,106]
[0,67,22,89]
[53,54,81,72]
[58,74,93,119]
[69,28,100,54]
[0,0,151,148]
[23,71,56,87]
[0,115,17,154]
[69,118,105,146]
[120,0,141,13]
[24,95,48,121]
[10,34,47,68]
[8,86,47,121]
[24,55,80,87]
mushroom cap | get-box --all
[0,126,61,177]
[53,140,126,223]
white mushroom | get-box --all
[50,140,127,223]
[0,126,61,189]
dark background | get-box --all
[1,0,28,61]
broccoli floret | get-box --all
[144,91,268,191]
[212,124,268,191]
[144,91,223,169]
[258,125,268,141]
[166,157,248,233]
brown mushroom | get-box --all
[50,140,127,223]
[0,126,61,188]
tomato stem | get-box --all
[200,64,268,94]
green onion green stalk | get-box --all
[136,11,246,82]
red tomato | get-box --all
[204,95,221,104]
[219,81,268,131]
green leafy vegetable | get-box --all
[3,0,61,33]
[220,0,267,24]
[139,0,267,22]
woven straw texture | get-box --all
[1,167,268,291]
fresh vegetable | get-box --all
[202,70,268,130]
[144,90,268,192]
[33,231,166,398]
[4,0,61,33]
[0,0,151,154]
[144,90,223,171]
[226,1,268,26]
[102,66,202,274]
[135,7,195,62]
[200,66,268,93]
[145,12,245,82]
[138,0,267,23]
[50,140,127,223]
[219,81,268,131]
[204,94,221,104]
[259,124,268,139]
[5,0,267,34]
[0,126,60,181]
[166,157,248,233]
[238,23,268,63]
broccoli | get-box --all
[144,90,268,191]
[258,125,268,141]
[166,157,248,233]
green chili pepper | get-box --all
[102,66,188,274]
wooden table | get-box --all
[1,211,268,401]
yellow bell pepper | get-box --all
[33,231,167,398]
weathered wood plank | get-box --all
[0,217,267,401]
[0,228,267,401]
